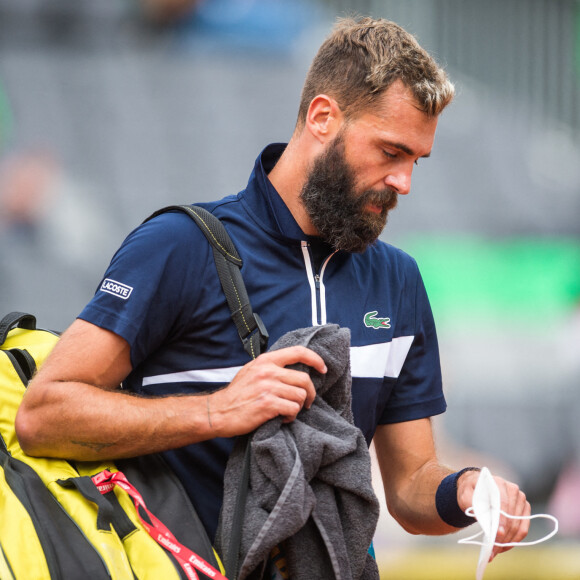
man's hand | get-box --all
[207,346,327,437]
[457,470,531,560]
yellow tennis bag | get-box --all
[0,311,227,580]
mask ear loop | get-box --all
[458,508,559,547]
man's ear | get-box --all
[305,95,344,144]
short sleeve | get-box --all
[78,211,211,369]
[378,264,446,423]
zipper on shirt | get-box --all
[301,241,337,326]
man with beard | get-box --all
[17,16,530,571]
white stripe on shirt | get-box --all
[350,336,414,379]
[141,336,414,387]
[142,365,243,386]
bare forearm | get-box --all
[385,459,457,535]
[374,420,459,536]
[16,381,212,460]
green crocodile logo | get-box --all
[364,311,391,329]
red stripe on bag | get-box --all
[92,470,228,580]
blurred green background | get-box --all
[407,237,580,323]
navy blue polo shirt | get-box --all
[80,143,446,539]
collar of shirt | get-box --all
[241,142,305,242]
[242,144,336,264]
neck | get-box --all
[267,133,318,235]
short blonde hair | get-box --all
[297,17,455,124]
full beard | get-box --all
[299,133,398,253]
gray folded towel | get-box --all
[216,324,380,580]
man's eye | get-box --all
[383,150,396,159]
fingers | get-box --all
[457,470,532,562]
[274,366,317,410]
[266,345,328,376]
[491,477,531,560]
[257,346,328,407]
[209,346,327,437]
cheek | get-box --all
[344,142,388,190]
[355,167,389,193]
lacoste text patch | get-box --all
[100,278,133,300]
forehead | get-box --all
[345,81,439,154]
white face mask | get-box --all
[458,467,559,580]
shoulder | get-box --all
[113,208,217,268]
[132,209,210,247]
[195,196,245,228]
[100,209,217,295]
[367,239,421,279]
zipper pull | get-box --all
[314,274,321,289]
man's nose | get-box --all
[384,167,412,195]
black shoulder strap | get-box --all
[144,204,269,359]
[0,312,37,346]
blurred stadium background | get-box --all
[0,1,579,577]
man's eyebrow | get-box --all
[382,140,431,159]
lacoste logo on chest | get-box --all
[364,311,391,329]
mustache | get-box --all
[356,188,399,213]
